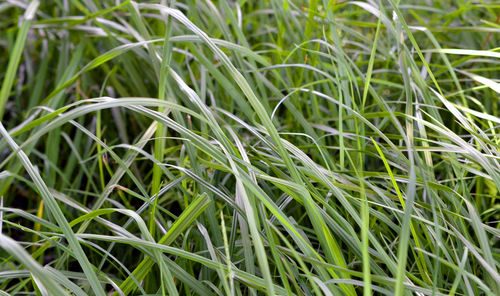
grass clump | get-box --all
[1,0,499,295]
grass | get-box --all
[0,0,499,295]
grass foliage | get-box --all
[1,0,500,295]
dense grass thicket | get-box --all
[1,0,500,295]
